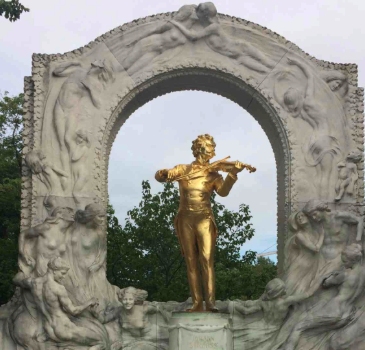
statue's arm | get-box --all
[233,300,262,315]
[284,292,311,306]
[336,211,364,241]
[169,20,218,41]
[320,70,346,84]
[59,288,96,316]
[81,80,102,108]
[53,62,82,77]
[155,164,185,182]
[126,22,172,46]
[296,232,321,252]
[19,224,45,265]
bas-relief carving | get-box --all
[5,1,364,349]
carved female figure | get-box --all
[169,2,275,73]
[283,244,365,350]
[67,204,117,307]
[122,5,199,75]
[52,59,114,176]
[71,129,92,205]
[302,199,363,283]
[278,57,343,199]
[230,278,310,350]
[284,211,324,295]
[25,150,68,196]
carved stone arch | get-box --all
[22,3,364,277]
[102,68,291,271]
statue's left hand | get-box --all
[230,161,244,175]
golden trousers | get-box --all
[176,210,217,308]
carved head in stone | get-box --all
[118,287,148,310]
[346,150,363,163]
[90,59,115,85]
[75,129,91,146]
[191,134,216,163]
[47,206,75,224]
[75,203,105,227]
[342,244,362,268]
[302,199,330,223]
[174,4,198,22]
[262,278,286,300]
[196,2,217,22]
[48,257,70,283]
[25,150,46,174]
[289,211,310,231]
[283,87,304,118]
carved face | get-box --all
[53,268,69,284]
[93,213,105,227]
[122,292,135,310]
[283,88,303,117]
[60,207,75,222]
[328,80,341,91]
[196,142,216,163]
[309,210,324,223]
[296,212,308,227]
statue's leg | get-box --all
[179,214,203,311]
[196,216,217,311]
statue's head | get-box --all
[263,278,286,300]
[191,134,216,163]
[302,199,330,223]
[289,211,309,231]
[196,2,217,21]
[75,129,90,146]
[75,203,105,227]
[283,87,303,117]
[48,257,70,283]
[90,59,115,85]
[346,150,362,163]
[46,206,75,224]
[117,287,148,310]
[174,4,198,22]
[25,150,46,174]
[342,244,362,268]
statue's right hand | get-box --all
[89,298,99,307]
[22,255,35,268]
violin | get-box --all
[174,156,256,181]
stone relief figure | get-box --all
[320,69,348,101]
[169,2,276,73]
[230,278,311,350]
[283,211,324,295]
[122,5,199,75]
[302,199,363,285]
[93,286,171,349]
[14,257,109,350]
[276,57,342,200]
[71,129,92,206]
[52,59,114,178]
[25,150,68,196]
[18,206,74,277]
[335,150,362,201]
[66,204,117,308]
[282,244,365,350]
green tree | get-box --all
[107,180,277,302]
[0,92,23,304]
[0,0,29,22]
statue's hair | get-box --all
[342,243,362,264]
[302,199,330,215]
[197,2,217,19]
[191,134,216,157]
[346,150,363,163]
[283,87,302,107]
[48,257,70,271]
[118,286,148,302]
[75,203,105,224]
[174,4,197,22]
[263,278,286,300]
[288,211,308,232]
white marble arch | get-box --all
[21,2,364,274]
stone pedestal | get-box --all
[168,312,232,350]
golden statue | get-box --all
[155,134,256,312]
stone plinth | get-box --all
[168,312,232,350]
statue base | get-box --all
[168,312,232,350]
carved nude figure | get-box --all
[67,204,117,307]
[18,206,74,277]
[302,199,363,283]
[71,129,92,205]
[284,211,324,295]
[53,59,114,175]
[93,286,170,349]
[122,5,199,75]
[18,257,107,349]
[278,57,341,199]
[282,244,364,350]
[25,150,68,196]
[230,278,311,350]
[169,2,275,73]
[335,150,362,201]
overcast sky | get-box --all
[1,0,364,262]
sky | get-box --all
[1,0,365,262]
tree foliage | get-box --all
[0,92,23,304]
[107,180,277,302]
[0,0,29,22]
